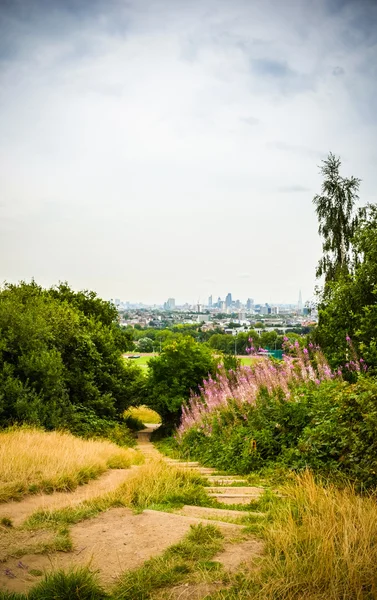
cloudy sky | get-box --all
[1,0,376,305]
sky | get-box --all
[1,0,376,306]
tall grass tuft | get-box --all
[0,427,143,502]
[27,568,108,600]
[116,459,209,510]
[251,471,377,599]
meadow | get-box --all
[0,428,143,502]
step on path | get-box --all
[137,426,265,507]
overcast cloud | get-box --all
[0,0,376,305]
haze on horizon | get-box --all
[0,0,376,306]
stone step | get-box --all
[206,476,248,484]
[142,509,243,530]
[177,505,265,520]
[208,494,259,505]
[207,487,264,495]
[164,460,200,467]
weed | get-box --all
[27,567,108,600]
[0,518,13,528]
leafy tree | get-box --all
[314,205,377,369]
[0,281,145,429]
[137,337,154,352]
[313,152,363,283]
[146,337,217,430]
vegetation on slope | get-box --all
[0,428,143,502]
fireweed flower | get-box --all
[177,347,344,438]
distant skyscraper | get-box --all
[165,298,175,310]
[246,298,254,310]
[298,290,303,314]
[208,295,213,308]
[225,293,232,308]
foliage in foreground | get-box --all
[0,427,143,502]
[178,376,377,487]
[209,471,377,600]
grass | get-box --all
[123,354,156,370]
[124,405,161,424]
[207,471,377,599]
[24,459,210,530]
[0,525,225,600]
[0,427,143,502]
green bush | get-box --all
[123,414,145,431]
[178,378,377,488]
[67,405,136,447]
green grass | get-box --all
[124,354,156,370]
[239,356,253,366]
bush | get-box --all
[123,414,145,431]
[67,406,136,447]
[178,377,377,488]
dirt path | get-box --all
[0,467,139,527]
[0,427,265,597]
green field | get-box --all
[239,355,253,366]
[123,353,156,369]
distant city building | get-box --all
[246,298,254,310]
[208,295,213,308]
[198,314,211,323]
[298,290,303,314]
[225,293,232,308]
[164,297,175,310]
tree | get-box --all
[146,337,217,430]
[314,205,377,369]
[313,152,363,283]
[137,337,154,353]
[0,281,145,428]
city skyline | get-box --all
[112,290,305,310]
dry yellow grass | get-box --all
[0,428,143,502]
[252,470,377,599]
[116,459,208,509]
[125,405,161,424]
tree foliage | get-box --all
[313,152,363,283]
[0,281,145,432]
[315,205,377,370]
[146,337,217,430]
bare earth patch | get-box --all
[0,468,137,527]
[0,507,235,593]
[0,527,55,562]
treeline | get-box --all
[0,282,144,444]
[128,325,308,354]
